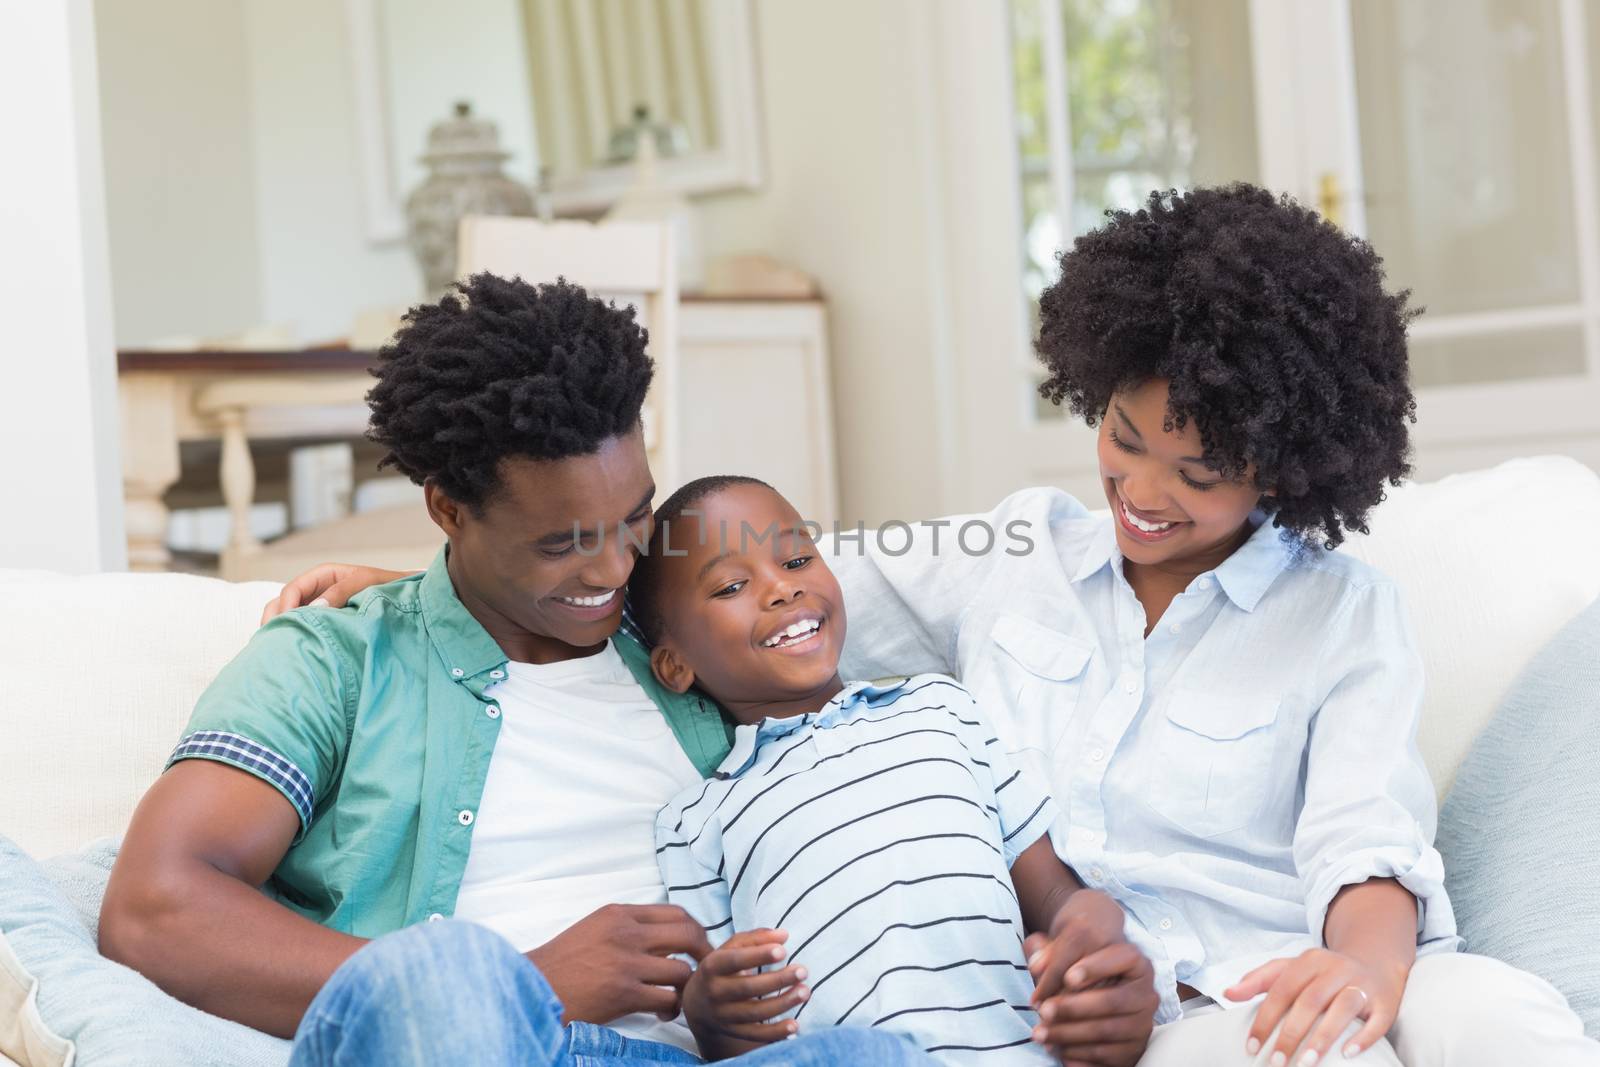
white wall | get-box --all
[695,0,961,524]
[0,0,126,571]
[380,0,539,198]
[95,0,264,347]
[90,0,1027,523]
[239,0,420,344]
[694,0,1033,522]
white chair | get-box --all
[456,217,682,493]
[218,219,677,582]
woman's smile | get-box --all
[1114,491,1190,543]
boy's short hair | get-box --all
[628,474,774,646]
[366,273,654,512]
[1036,183,1418,549]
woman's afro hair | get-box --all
[366,273,653,511]
[1037,183,1419,549]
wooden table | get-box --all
[116,299,839,575]
[117,349,378,570]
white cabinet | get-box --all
[679,299,839,528]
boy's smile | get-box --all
[645,482,846,724]
[757,610,825,652]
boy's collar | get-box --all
[712,677,910,779]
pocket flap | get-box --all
[1165,689,1279,740]
[991,615,1094,680]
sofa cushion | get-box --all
[1436,594,1600,1037]
[0,834,290,1066]
[0,570,281,858]
[0,925,71,1067]
[1339,456,1600,798]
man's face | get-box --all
[436,427,655,661]
[1096,378,1264,569]
[651,484,846,720]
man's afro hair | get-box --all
[1037,183,1419,549]
[366,273,653,511]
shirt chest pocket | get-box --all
[1150,689,1281,839]
[984,614,1095,750]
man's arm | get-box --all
[100,760,366,1039]
[103,760,714,1037]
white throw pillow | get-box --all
[1339,456,1600,799]
[0,571,280,858]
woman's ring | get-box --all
[1343,985,1370,1011]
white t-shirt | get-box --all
[453,640,703,1051]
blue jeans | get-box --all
[289,919,938,1066]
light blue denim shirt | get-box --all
[826,487,1459,1023]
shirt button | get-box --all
[457,809,474,826]
[1074,827,1096,844]
[1089,867,1105,882]
[489,669,505,680]
[450,667,465,678]
[1197,576,1213,590]
[1089,747,1105,762]
[1122,675,1137,694]
[485,705,501,719]
[428,913,444,922]
[1169,622,1182,635]
[1159,917,1174,931]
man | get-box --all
[100,275,940,1066]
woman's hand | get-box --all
[259,563,415,624]
[1025,889,1132,1004]
[1025,890,1158,1066]
[1226,948,1408,1065]
[682,929,809,1060]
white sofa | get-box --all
[6,457,1600,859]
[1,457,1599,1063]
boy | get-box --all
[630,476,1158,1065]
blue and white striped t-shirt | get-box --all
[655,675,1059,1063]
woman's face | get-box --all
[1097,378,1264,570]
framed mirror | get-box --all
[345,0,763,242]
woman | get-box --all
[272,186,1595,1066]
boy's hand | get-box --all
[1025,890,1158,1066]
[1226,948,1407,1065]
[683,929,809,1058]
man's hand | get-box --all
[1024,890,1158,1067]
[527,903,712,1025]
[1226,948,1407,1066]
[682,929,808,1060]
[260,563,414,624]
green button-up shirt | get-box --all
[168,548,733,937]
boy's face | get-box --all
[431,427,656,662]
[648,484,846,722]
